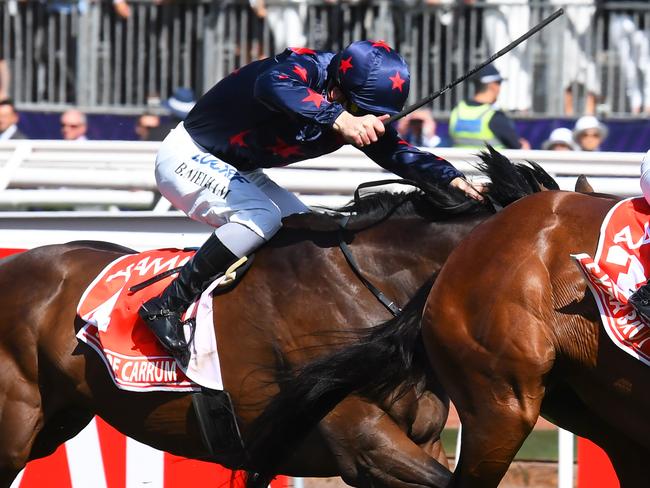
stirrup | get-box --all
[140,307,177,321]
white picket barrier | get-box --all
[0,140,644,211]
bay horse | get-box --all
[0,149,552,488]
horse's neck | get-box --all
[352,213,485,302]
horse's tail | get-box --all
[244,278,434,488]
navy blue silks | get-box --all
[183,43,462,185]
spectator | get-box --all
[550,0,599,115]
[135,113,162,141]
[448,64,530,149]
[608,2,650,114]
[573,115,607,152]
[35,1,87,103]
[481,0,532,112]
[0,99,26,140]
[0,60,9,103]
[148,87,197,140]
[60,109,88,141]
[250,0,307,50]
[163,87,196,121]
[541,127,575,151]
[113,0,132,19]
[397,108,448,148]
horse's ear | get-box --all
[575,175,594,193]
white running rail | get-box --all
[0,140,643,211]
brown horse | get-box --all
[0,150,552,488]
[245,183,650,486]
[420,189,650,487]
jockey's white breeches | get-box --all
[155,123,309,240]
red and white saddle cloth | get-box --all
[77,249,224,392]
[573,196,650,366]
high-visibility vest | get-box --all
[449,101,504,149]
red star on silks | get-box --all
[289,47,316,55]
[389,71,406,92]
[371,40,391,52]
[278,74,289,79]
[398,139,411,146]
[267,137,303,158]
[293,65,308,82]
[339,56,353,74]
[302,88,325,108]
[229,130,251,148]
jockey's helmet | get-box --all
[327,40,410,116]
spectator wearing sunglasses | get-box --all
[60,109,87,141]
[572,115,607,152]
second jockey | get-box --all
[139,40,480,359]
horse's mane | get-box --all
[284,145,555,233]
[241,146,559,486]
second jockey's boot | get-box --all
[628,279,650,320]
[139,233,238,359]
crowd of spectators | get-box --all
[0,0,637,152]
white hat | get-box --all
[573,115,608,140]
[542,127,575,150]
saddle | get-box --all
[76,248,254,459]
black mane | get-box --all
[286,145,558,232]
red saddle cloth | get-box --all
[573,196,650,366]
[77,248,201,392]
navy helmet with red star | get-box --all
[327,40,410,116]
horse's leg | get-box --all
[0,361,44,487]
[543,387,647,487]
[448,374,543,487]
[423,295,552,487]
[297,396,452,488]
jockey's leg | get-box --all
[139,225,263,357]
[139,122,304,359]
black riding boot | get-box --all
[628,279,650,320]
[139,233,238,359]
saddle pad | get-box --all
[77,249,224,392]
[573,196,650,366]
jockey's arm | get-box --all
[253,56,345,127]
[361,128,482,199]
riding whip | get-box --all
[385,8,564,125]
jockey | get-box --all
[629,150,650,316]
[139,40,480,358]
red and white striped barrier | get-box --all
[11,417,288,488]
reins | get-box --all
[338,216,402,316]
[339,178,481,317]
